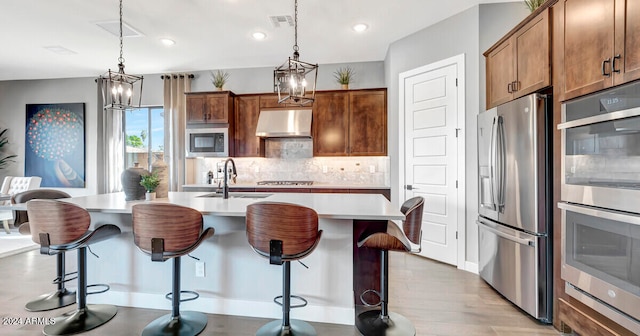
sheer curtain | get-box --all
[96,78,125,194]
[163,74,192,191]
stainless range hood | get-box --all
[255,109,312,137]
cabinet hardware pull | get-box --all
[613,54,621,73]
[507,82,513,93]
[512,81,519,92]
[602,58,611,77]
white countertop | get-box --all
[182,183,390,190]
[60,192,403,221]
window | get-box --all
[124,107,164,170]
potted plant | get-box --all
[211,70,230,90]
[140,172,160,201]
[524,0,546,12]
[333,67,355,89]
[0,128,17,170]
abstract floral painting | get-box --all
[25,103,85,188]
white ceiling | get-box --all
[0,0,519,81]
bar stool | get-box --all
[12,189,76,312]
[26,199,122,336]
[356,196,424,336]
[246,201,322,336]
[132,203,215,336]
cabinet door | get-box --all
[486,39,515,109]
[563,0,615,100]
[186,94,207,123]
[206,94,229,123]
[614,0,640,85]
[313,92,349,156]
[514,8,550,98]
[348,90,387,156]
[234,96,264,157]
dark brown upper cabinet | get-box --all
[312,89,387,157]
[485,8,551,109]
[562,0,640,100]
[185,91,234,124]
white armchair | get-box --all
[1,176,42,233]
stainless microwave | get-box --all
[185,127,229,157]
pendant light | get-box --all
[100,0,143,110]
[273,0,318,106]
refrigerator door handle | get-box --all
[477,219,536,247]
[488,116,498,210]
[496,116,506,211]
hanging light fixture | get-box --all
[100,0,143,110]
[273,0,318,106]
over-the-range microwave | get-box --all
[185,127,229,157]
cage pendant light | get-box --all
[100,0,143,111]
[273,0,318,106]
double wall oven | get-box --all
[559,81,640,334]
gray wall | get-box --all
[384,3,529,266]
[191,61,384,94]
[0,61,383,196]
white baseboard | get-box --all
[88,291,355,325]
[464,261,479,274]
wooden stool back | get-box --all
[401,196,424,245]
[132,203,203,254]
[26,199,90,245]
[246,202,320,259]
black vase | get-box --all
[121,162,148,201]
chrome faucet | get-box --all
[222,158,237,199]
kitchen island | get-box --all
[50,192,403,325]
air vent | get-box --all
[95,20,144,37]
[44,46,77,55]
[269,15,293,28]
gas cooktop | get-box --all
[256,180,314,186]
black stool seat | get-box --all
[132,203,214,336]
[356,196,424,336]
[26,199,121,336]
[13,189,76,312]
[246,202,322,336]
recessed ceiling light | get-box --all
[160,38,175,46]
[252,32,267,40]
[353,23,368,32]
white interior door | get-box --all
[404,61,460,266]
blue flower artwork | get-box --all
[25,103,85,188]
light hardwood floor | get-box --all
[0,249,561,335]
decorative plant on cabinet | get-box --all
[211,70,230,90]
[333,67,355,89]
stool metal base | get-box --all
[142,311,207,336]
[256,319,316,336]
[43,304,117,336]
[356,310,415,336]
[25,288,76,312]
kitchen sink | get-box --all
[197,192,273,199]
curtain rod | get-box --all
[161,74,195,79]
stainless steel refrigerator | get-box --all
[477,93,552,323]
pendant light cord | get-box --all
[118,0,125,65]
[293,0,299,53]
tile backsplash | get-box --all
[187,156,389,186]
